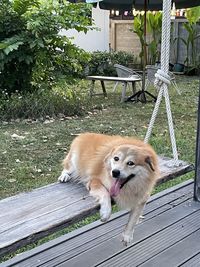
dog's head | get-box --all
[104,144,157,197]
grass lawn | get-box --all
[0,75,199,261]
[0,75,199,199]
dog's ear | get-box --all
[145,156,155,172]
[104,147,116,165]
[104,151,112,165]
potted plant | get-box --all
[179,7,200,75]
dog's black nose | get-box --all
[112,169,120,178]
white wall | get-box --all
[61,7,109,52]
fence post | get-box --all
[194,79,200,201]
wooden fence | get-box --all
[110,18,200,66]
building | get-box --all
[63,6,110,52]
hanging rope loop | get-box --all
[154,69,171,88]
[145,0,180,166]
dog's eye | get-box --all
[114,156,119,161]
[127,161,134,166]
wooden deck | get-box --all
[0,157,193,257]
[1,179,200,267]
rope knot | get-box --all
[154,69,171,88]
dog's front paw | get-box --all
[100,204,111,222]
[58,170,71,183]
[121,231,134,246]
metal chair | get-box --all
[146,65,181,95]
[113,64,142,93]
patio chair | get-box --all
[115,64,157,103]
[146,65,181,95]
[113,64,142,93]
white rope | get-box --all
[144,0,180,167]
[154,69,171,87]
[144,86,164,143]
[163,84,179,165]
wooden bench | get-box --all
[0,156,193,258]
[86,75,142,102]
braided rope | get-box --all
[154,69,171,87]
[144,87,164,143]
[144,0,180,166]
[163,85,179,165]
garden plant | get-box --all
[0,0,92,95]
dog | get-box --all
[58,132,159,245]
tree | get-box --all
[0,0,92,94]
[132,11,162,66]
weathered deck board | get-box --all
[0,157,194,257]
[62,201,200,267]
[181,252,200,267]
[1,180,198,267]
[139,230,200,267]
[99,207,200,267]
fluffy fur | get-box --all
[58,132,159,245]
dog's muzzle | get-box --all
[119,173,136,189]
[112,169,136,189]
[110,172,136,197]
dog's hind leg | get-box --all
[89,178,111,222]
[58,154,73,183]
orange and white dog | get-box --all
[58,133,159,245]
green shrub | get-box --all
[0,80,91,120]
[87,51,140,76]
[0,0,91,95]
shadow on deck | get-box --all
[2,179,200,267]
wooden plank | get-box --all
[0,194,98,257]
[0,183,90,256]
[157,156,194,185]
[181,252,200,267]
[87,75,142,101]
[40,199,198,267]
[139,229,200,267]
[98,203,200,267]
[14,205,174,267]
[0,199,173,266]
[0,181,193,267]
[148,179,193,202]
[86,76,141,82]
[18,196,198,267]
[0,183,84,214]
[58,201,200,267]
[0,157,193,257]
[0,184,86,227]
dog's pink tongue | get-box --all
[110,179,122,197]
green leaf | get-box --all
[0,43,8,50]
[186,7,200,24]
[13,0,40,15]
[3,41,24,55]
